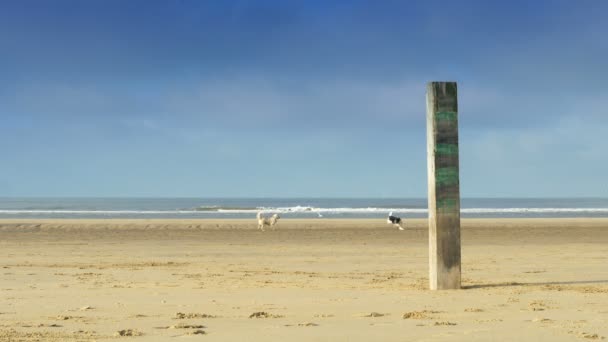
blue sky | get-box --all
[1,0,607,197]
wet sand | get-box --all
[1,218,607,341]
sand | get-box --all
[1,218,607,341]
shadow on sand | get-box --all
[462,279,608,290]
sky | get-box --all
[1,0,607,198]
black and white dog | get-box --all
[387,212,404,231]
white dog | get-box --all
[256,211,280,231]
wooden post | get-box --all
[426,82,461,290]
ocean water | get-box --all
[1,197,607,219]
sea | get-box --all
[1,197,607,219]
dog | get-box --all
[256,211,280,231]
[387,211,404,230]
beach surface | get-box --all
[1,218,607,341]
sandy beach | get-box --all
[1,218,607,341]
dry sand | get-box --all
[1,218,607,341]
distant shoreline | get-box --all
[2,217,608,229]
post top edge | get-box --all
[427,81,458,85]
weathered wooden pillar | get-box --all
[426,82,461,290]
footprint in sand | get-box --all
[249,312,283,319]
[358,312,387,318]
[568,331,605,340]
[298,322,318,327]
[581,333,604,340]
[73,330,98,337]
[313,314,334,318]
[434,321,457,326]
[284,322,318,327]
[170,323,206,329]
[175,312,218,319]
[529,300,552,311]
[115,329,143,336]
[156,323,206,330]
[475,319,503,323]
[402,310,440,319]
[185,330,206,335]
